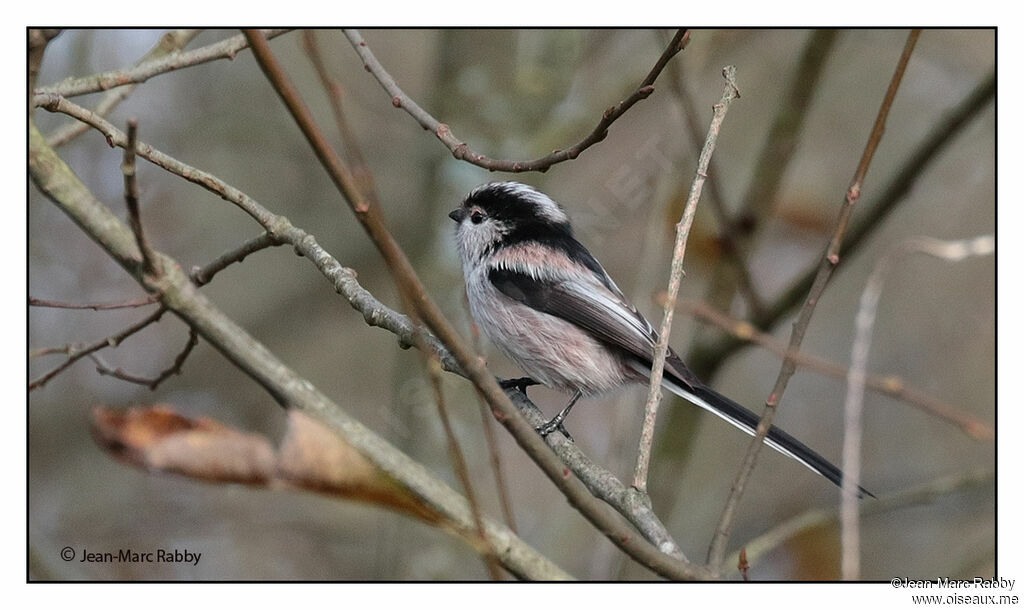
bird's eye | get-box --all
[470,210,485,224]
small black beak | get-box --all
[448,208,467,222]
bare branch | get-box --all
[31,233,276,390]
[29,296,160,310]
[424,350,504,579]
[122,119,158,275]
[706,29,921,572]
[301,31,379,203]
[304,33,504,564]
[190,232,282,286]
[87,327,199,390]
[47,30,203,148]
[342,28,689,173]
[663,33,766,316]
[634,66,740,493]
[33,29,291,99]
[29,307,167,390]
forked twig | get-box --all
[342,29,690,173]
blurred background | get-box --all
[29,29,994,580]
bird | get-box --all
[449,181,869,496]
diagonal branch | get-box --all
[122,119,158,275]
[706,29,922,572]
[465,306,519,534]
[342,28,689,173]
[301,31,379,205]
[634,66,740,493]
[301,33,508,566]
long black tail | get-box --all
[662,375,873,498]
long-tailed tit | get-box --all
[450,181,869,495]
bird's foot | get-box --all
[536,414,574,443]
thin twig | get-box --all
[303,29,501,573]
[301,31,378,204]
[31,233,278,390]
[706,29,921,573]
[841,234,994,580]
[29,296,160,310]
[676,298,993,441]
[29,307,167,390]
[700,30,838,324]
[243,29,708,580]
[190,232,282,286]
[122,119,158,275]
[342,29,690,173]
[47,30,203,148]
[663,34,764,316]
[633,66,740,493]
[33,29,290,99]
[88,326,199,390]
[423,351,504,580]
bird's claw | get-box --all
[536,417,574,443]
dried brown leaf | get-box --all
[91,405,275,483]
